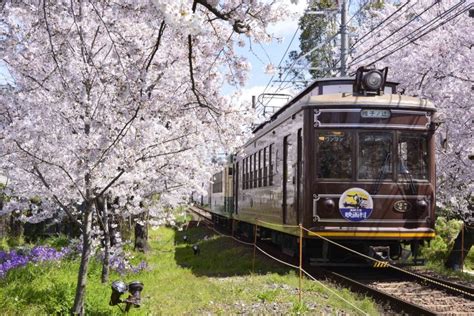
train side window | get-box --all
[245,157,250,189]
[317,131,352,179]
[254,153,258,188]
[269,144,274,185]
[258,150,262,187]
[398,133,428,180]
[249,155,253,189]
[263,147,268,186]
[358,132,393,180]
[243,158,246,190]
[212,171,223,193]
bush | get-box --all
[422,217,462,263]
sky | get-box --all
[225,0,308,111]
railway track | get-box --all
[187,206,474,315]
[314,267,474,315]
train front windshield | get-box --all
[317,130,429,181]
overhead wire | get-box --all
[259,25,300,101]
[261,0,378,105]
[350,0,471,68]
[350,0,466,67]
[350,0,414,50]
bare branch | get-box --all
[14,140,87,200]
[32,165,82,228]
[145,21,166,72]
[96,168,125,198]
[194,0,250,33]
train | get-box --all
[194,67,437,265]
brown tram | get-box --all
[202,68,436,265]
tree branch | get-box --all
[14,140,87,200]
[145,21,166,72]
[194,0,250,33]
[96,168,125,198]
[187,35,220,114]
[32,165,82,227]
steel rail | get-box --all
[187,206,474,314]
[310,267,436,316]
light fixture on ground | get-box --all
[192,244,200,255]
[109,280,144,312]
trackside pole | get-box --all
[299,224,303,304]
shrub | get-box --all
[422,217,462,263]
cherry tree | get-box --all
[0,0,293,313]
[349,0,473,219]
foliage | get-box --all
[288,0,376,84]
[288,0,338,81]
[0,226,379,315]
[0,1,296,311]
[421,217,463,263]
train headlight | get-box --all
[363,70,384,91]
[416,199,428,214]
[354,66,388,96]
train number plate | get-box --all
[361,109,391,118]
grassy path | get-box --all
[0,225,379,315]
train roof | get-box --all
[253,77,434,133]
[304,93,435,110]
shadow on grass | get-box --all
[174,224,291,277]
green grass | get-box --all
[0,225,379,315]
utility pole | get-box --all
[340,0,349,76]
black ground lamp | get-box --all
[192,244,200,255]
[109,280,144,311]
[109,280,128,306]
[124,281,144,312]
[183,235,188,242]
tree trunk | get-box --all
[101,197,110,283]
[134,212,149,252]
[72,203,93,315]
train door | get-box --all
[297,128,302,224]
[283,136,288,223]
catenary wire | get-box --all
[351,1,470,68]
[350,0,441,65]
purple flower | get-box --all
[0,245,72,278]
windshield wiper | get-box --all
[400,163,417,195]
[372,151,391,195]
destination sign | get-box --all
[360,109,391,119]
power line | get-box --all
[350,0,470,68]
[350,0,440,65]
[350,0,414,50]
[258,24,300,106]
[363,2,473,68]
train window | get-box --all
[258,150,262,187]
[254,153,258,188]
[358,132,393,180]
[212,171,223,193]
[317,131,352,179]
[263,147,268,186]
[398,133,428,180]
[269,144,274,185]
[247,157,250,189]
[248,155,253,189]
